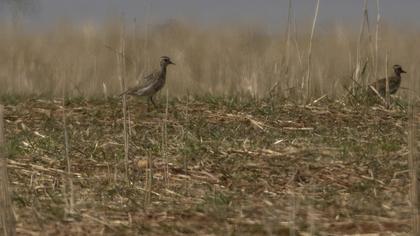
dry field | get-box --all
[0,95,417,235]
[0,19,419,235]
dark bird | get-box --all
[368,64,406,97]
[120,56,175,109]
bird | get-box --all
[120,56,175,110]
[368,64,406,97]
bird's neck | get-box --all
[394,71,402,78]
[160,64,167,76]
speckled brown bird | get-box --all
[368,64,406,97]
[120,56,175,109]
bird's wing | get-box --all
[143,70,160,82]
[369,77,401,95]
[388,77,400,87]
[377,78,386,87]
[369,79,385,95]
[388,77,401,94]
[119,71,160,96]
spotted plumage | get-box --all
[120,56,175,109]
[369,64,406,97]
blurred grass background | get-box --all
[0,19,418,100]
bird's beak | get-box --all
[170,61,176,65]
[401,69,407,73]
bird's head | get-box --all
[393,64,406,75]
[160,56,175,67]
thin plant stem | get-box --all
[144,152,152,208]
[285,0,293,73]
[0,105,16,236]
[163,88,169,187]
[385,52,390,108]
[408,74,420,233]
[61,68,74,216]
[363,0,375,75]
[374,0,381,80]
[305,0,320,101]
[354,0,367,91]
[117,20,130,182]
[293,12,303,69]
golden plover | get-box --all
[120,56,175,109]
[369,64,406,97]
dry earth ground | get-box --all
[2,96,417,235]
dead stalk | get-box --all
[363,0,375,72]
[385,52,390,108]
[293,13,303,69]
[0,105,16,236]
[62,101,74,215]
[62,70,74,216]
[304,0,320,101]
[144,152,152,208]
[408,82,420,233]
[268,0,293,98]
[117,20,130,182]
[132,18,139,83]
[184,93,189,174]
[354,0,368,93]
[289,193,297,236]
[369,85,387,105]
[374,0,381,80]
[284,0,293,92]
[102,82,108,99]
[285,0,292,68]
[183,93,190,194]
[163,88,169,187]
[142,4,151,196]
[308,182,317,234]
[144,0,152,72]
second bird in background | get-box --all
[368,64,406,98]
[120,56,175,110]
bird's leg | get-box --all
[147,97,152,112]
[150,96,158,109]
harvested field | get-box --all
[2,96,417,235]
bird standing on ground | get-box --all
[120,56,175,110]
[368,64,406,97]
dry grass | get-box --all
[0,20,419,99]
[0,96,417,235]
[0,16,419,235]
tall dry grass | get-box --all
[0,20,419,100]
